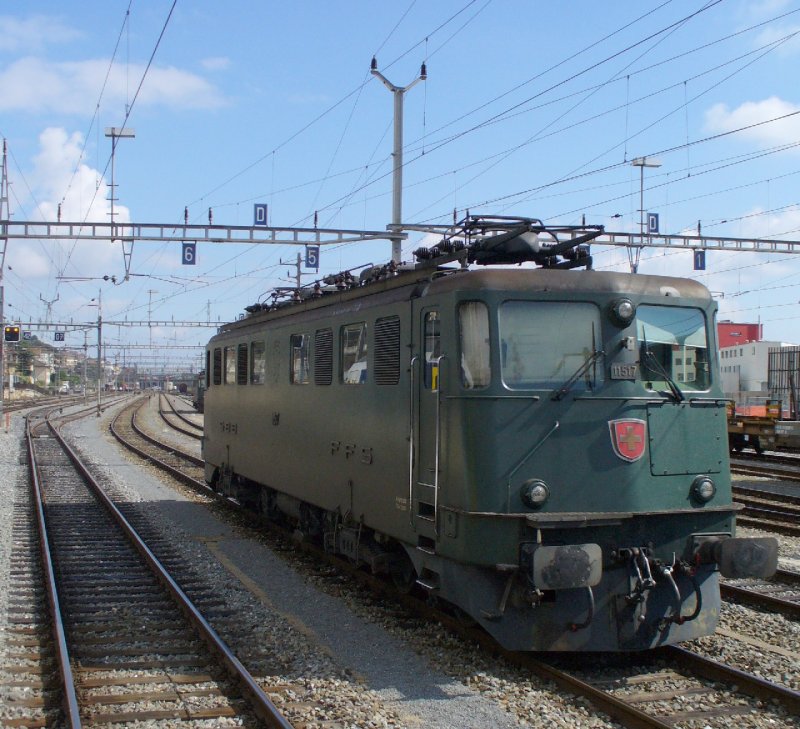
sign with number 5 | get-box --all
[305,245,320,270]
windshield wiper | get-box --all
[641,348,684,403]
[551,349,605,401]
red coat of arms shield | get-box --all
[609,419,647,462]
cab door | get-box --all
[411,305,443,551]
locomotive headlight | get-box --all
[520,479,550,509]
[610,298,635,326]
[691,476,716,503]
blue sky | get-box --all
[2,1,800,370]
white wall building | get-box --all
[719,340,789,407]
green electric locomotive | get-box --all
[202,216,776,652]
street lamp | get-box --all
[630,156,662,273]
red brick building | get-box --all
[717,321,762,349]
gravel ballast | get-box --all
[2,399,798,728]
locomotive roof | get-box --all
[214,217,714,339]
[425,267,712,300]
[213,266,711,339]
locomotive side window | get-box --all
[236,344,248,385]
[459,302,491,389]
[424,311,441,390]
[341,323,368,384]
[224,345,237,385]
[206,350,211,387]
[374,316,400,385]
[499,302,603,390]
[250,341,266,384]
[637,305,710,391]
[290,333,310,384]
[212,348,222,386]
[315,329,333,385]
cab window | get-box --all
[424,311,441,390]
[499,301,603,391]
[459,302,491,389]
[341,323,367,384]
[637,305,710,391]
[290,334,310,384]
[251,341,266,384]
[224,345,237,385]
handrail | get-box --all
[433,355,446,536]
[408,355,418,528]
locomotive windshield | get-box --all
[637,305,710,392]
[499,301,604,390]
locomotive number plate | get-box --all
[610,363,639,380]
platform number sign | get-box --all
[182,242,196,266]
[693,249,706,271]
[647,212,659,234]
[253,203,268,226]
[54,332,65,342]
[305,245,320,271]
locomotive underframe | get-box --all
[207,463,748,651]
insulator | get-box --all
[371,56,378,71]
[438,240,453,253]
[414,247,432,259]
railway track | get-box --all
[1,393,89,416]
[729,458,800,536]
[117,397,800,729]
[158,393,203,440]
[5,404,292,728]
[111,396,205,487]
[721,568,800,620]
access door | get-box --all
[411,305,444,551]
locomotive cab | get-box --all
[403,268,777,650]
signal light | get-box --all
[4,325,20,342]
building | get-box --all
[717,321,763,349]
[716,320,800,413]
[719,340,784,411]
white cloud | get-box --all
[7,127,121,281]
[740,0,792,21]
[0,15,80,53]
[704,96,800,147]
[753,24,800,56]
[200,56,231,71]
[0,57,227,115]
[31,127,120,223]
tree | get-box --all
[16,347,33,381]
